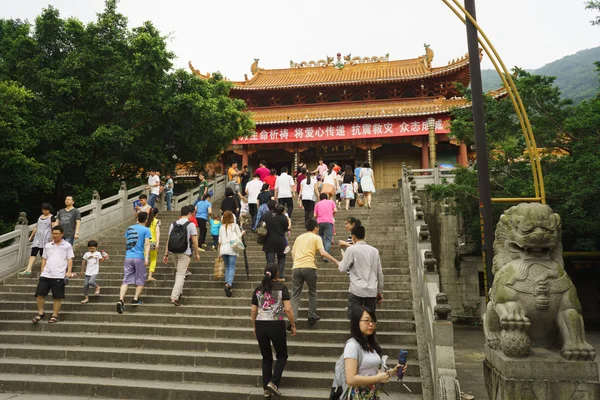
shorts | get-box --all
[123,258,147,286]
[30,247,44,257]
[35,277,65,299]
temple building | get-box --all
[190,46,473,189]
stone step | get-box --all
[0,330,417,357]
[0,344,421,375]
[0,373,423,400]
[0,286,415,300]
[0,302,415,319]
[0,293,414,310]
[0,310,416,332]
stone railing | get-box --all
[409,168,456,189]
[0,175,226,279]
[402,167,461,400]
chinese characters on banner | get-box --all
[233,117,451,145]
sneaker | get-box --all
[202,243,208,248]
[185,270,192,276]
[211,246,216,251]
[263,389,271,398]
[308,315,321,326]
[224,285,232,298]
[171,299,180,307]
[283,246,291,254]
[266,382,282,397]
[116,300,124,314]
[131,299,143,306]
[198,248,206,252]
[322,258,330,263]
[19,270,32,276]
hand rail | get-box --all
[401,168,461,400]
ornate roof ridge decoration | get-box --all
[188,61,211,79]
[289,53,390,69]
[247,97,470,125]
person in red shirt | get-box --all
[263,169,277,196]
[256,160,271,182]
[333,162,341,174]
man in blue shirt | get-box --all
[117,212,152,314]
[354,165,362,192]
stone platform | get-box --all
[484,345,600,400]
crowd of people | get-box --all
[20,159,404,400]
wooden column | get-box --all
[421,137,430,169]
[459,143,468,167]
[242,148,249,168]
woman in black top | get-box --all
[220,187,240,220]
[341,165,355,211]
[252,184,272,231]
[262,201,290,279]
[251,263,296,397]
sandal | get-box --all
[32,313,45,324]
[48,315,59,323]
[94,287,101,295]
[80,299,89,304]
[19,271,32,276]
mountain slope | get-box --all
[481,47,600,103]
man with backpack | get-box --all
[164,205,199,306]
[117,212,152,314]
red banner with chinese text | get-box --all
[233,117,451,145]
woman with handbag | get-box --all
[251,263,297,398]
[343,307,406,400]
[262,201,290,280]
[218,211,245,297]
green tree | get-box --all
[427,69,600,251]
[0,0,253,232]
[586,1,600,25]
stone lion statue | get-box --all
[483,203,595,360]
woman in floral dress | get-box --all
[250,263,296,398]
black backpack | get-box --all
[168,221,191,253]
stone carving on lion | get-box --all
[483,203,595,360]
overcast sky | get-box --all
[3,0,599,80]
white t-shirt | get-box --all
[343,338,382,378]
[219,223,242,256]
[301,178,317,201]
[148,175,160,195]
[41,240,74,279]
[245,179,263,204]
[83,251,102,276]
[168,218,198,256]
[275,173,294,198]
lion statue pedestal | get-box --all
[482,203,599,399]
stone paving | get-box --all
[454,325,600,400]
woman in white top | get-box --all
[344,307,406,400]
[300,171,320,223]
[321,163,338,200]
[359,161,375,209]
[218,211,245,297]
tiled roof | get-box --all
[249,97,469,125]
[230,56,471,91]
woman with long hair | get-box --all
[341,165,355,211]
[300,171,319,223]
[321,162,338,200]
[251,263,296,398]
[262,201,289,279]
[343,307,406,400]
[218,210,245,297]
[359,162,375,209]
[338,217,361,250]
[145,207,161,281]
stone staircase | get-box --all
[0,189,423,399]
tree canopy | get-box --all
[0,0,254,232]
[587,1,600,25]
[427,67,600,252]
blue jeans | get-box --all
[318,223,333,255]
[222,254,237,286]
[148,193,159,208]
[64,236,74,246]
[165,192,173,211]
[253,204,268,231]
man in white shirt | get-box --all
[245,173,263,228]
[275,167,295,219]
[146,169,161,208]
[32,225,74,324]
